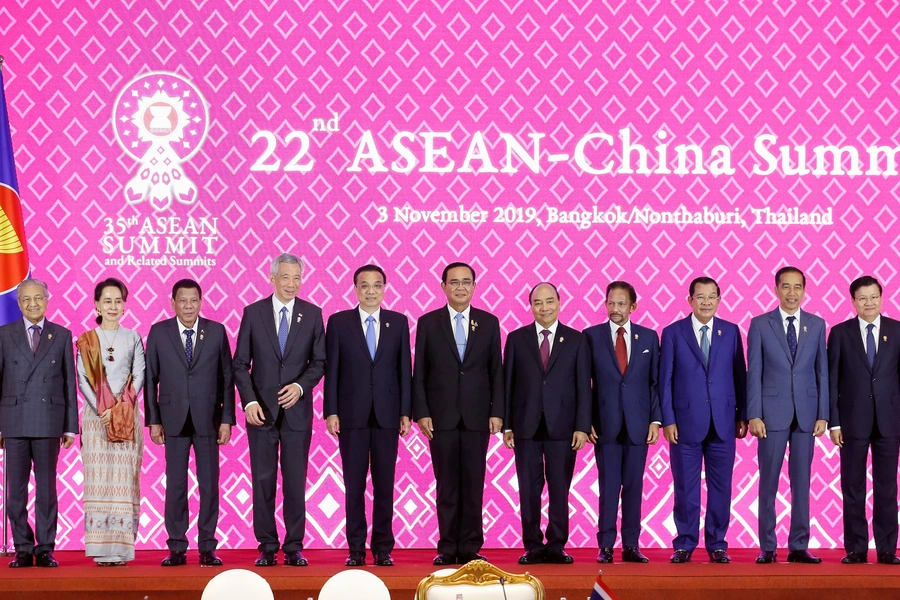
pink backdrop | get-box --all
[2,0,900,551]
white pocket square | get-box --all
[642,349,650,353]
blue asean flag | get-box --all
[0,60,30,325]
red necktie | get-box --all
[615,326,628,375]
[540,329,550,371]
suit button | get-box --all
[189,375,193,379]
[42,398,46,403]
[870,395,874,399]
[708,381,712,384]
[872,378,877,383]
[369,384,373,388]
[24,398,28,402]
[460,371,464,376]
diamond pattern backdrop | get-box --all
[2,0,900,551]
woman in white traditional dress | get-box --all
[76,278,145,566]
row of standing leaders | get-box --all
[0,255,893,569]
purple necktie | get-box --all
[540,329,550,371]
[30,325,41,355]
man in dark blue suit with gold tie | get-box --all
[584,281,660,564]
[747,266,828,564]
[660,276,747,564]
[324,265,412,567]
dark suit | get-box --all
[324,307,411,555]
[144,316,235,553]
[233,296,325,552]
[412,306,504,558]
[0,319,78,554]
[660,315,746,553]
[584,321,661,549]
[503,322,590,552]
[829,316,900,555]
[747,309,828,552]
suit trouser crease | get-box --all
[596,439,648,548]
[841,434,900,554]
[164,430,221,552]
[339,426,400,553]
[758,427,815,552]
[670,427,734,553]
[248,420,312,552]
[429,428,489,556]
[6,437,60,553]
[514,437,576,552]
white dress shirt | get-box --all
[359,306,382,347]
[778,307,801,342]
[535,320,559,353]
[859,314,881,353]
[447,304,471,341]
[609,319,632,360]
[273,296,295,336]
[690,314,716,348]
[177,319,199,349]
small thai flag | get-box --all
[590,571,620,600]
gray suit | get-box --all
[144,316,235,552]
[0,319,78,553]
[747,308,828,552]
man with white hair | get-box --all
[0,278,78,568]
[233,254,326,567]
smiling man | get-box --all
[324,265,411,567]
[502,283,590,565]
[233,253,325,567]
[746,266,828,564]
[412,262,504,566]
[0,278,77,568]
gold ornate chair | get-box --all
[415,560,545,600]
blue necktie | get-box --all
[786,316,797,361]
[866,323,876,368]
[454,313,466,361]
[700,324,710,366]
[365,315,376,360]
[278,306,288,356]
[184,329,194,365]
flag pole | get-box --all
[0,53,10,558]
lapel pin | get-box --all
[385,322,390,328]
[884,335,888,342]
[471,319,478,332]
[296,315,302,324]
[803,325,808,333]
[717,330,722,336]
[47,333,52,340]
[200,330,205,341]
[634,334,639,340]
[558,336,564,343]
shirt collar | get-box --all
[859,314,881,331]
[273,295,295,316]
[778,307,801,323]
[691,313,714,333]
[177,318,199,336]
[609,319,630,336]
[23,317,45,331]
[447,304,471,321]
[535,320,559,336]
[359,306,381,324]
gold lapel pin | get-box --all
[200,330,205,341]
[47,333,52,340]
[471,319,478,332]
[803,325,808,333]
[296,315,302,323]
[884,335,888,342]
[558,336,564,343]
[634,334,639,340]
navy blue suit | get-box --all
[660,315,746,553]
[829,316,900,555]
[503,322,591,553]
[584,321,660,548]
[747,309,828,552]
[324,307,411,555]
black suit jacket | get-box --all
[584,321,661,445]
[503,323,591,440]
[232,295,326,431]
[324,307,412,429]
[412,306,504,431]
[828,315,900,439]
[144,316,236,436]
[0,319,78,438]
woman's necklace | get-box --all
[99,327,119,362]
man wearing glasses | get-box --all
[324,265,412,567]
[660,277,747,564]
[828,276,900,565]
[413,262,504,566]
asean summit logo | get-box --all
[112,71,210,212]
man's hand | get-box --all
[646,423,660,445]
[150,424,166,445]
[503,431,515,449]
[748,418,766,439]
[571,431,588,451]
[217,424,232,445]
[100,408,112,428]
[588,425,598,445]
[326,415,340,437]
[736,420,749,439]
[830,429,843,447]
[489,417,503,434]
[277,385,301,409]
[417,417,434,440]
[664,424,678,444]
[813,419,827,437]
[61,435,75,449]
[245,404,266,427]
[399,416,411,437]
